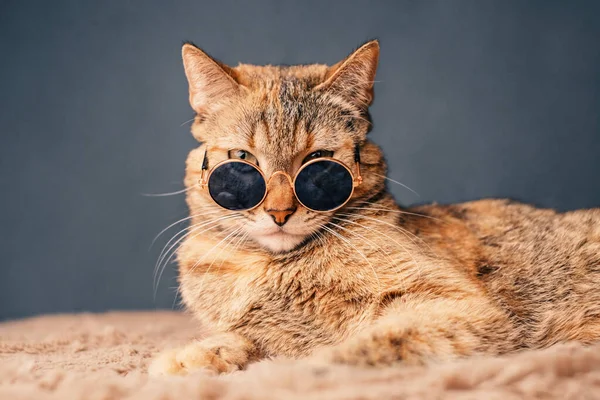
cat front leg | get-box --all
[148,331,260,376]
[312,294,517,367]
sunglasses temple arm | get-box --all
[199,149,209,188]
[353,144,363,187]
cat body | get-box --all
[149,41,600,375]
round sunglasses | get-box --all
[199,145,363,213]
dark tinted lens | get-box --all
[295,160,353,211]
[208,162,266,210]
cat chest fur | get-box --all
[178,241,379,357]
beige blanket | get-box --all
[1,311,599,399]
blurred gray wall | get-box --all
[1,1,599,320]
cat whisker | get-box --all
[180,116,196,127]
[155,214,242,276]
[320,224,382,299]
[370,173,420,197]
[195,226,244,280]
[348,203,446,224]
[337,212,435,254]
[154,212,239,269]
[328,220,393,258]
[154,218,243,300]
[308,229,327,249]
[213,229,250,327]
[141,183,200,197]
[186,224,246,295]
[328,220,404,289]
[154,214,234,282]
[336,212,432,283]
[171,227,248,311]
[153,214,241,298]
[318,223,380,333]
[151,209,228,248]
[331,216,417,292]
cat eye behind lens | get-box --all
[302,150,334,164]
[207,161,267,210]
[228,149,258,165]
[200,149,362,213]
[293,159,354,212]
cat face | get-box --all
[182,41,385,253]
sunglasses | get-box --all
[199,145,363,212]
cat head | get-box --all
[182,40,387,253]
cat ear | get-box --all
[316,40,380,109]
[181,43,240,117]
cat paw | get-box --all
[311,331,409,368]
[148,341,242,376]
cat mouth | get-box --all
[261,224,290,235]
[254,229,308,253]
[261,229,295,238]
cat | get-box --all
[149,40,600,375]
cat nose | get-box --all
[266,208,296,226]
[263,171,298,226]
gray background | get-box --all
[1,1,599,321]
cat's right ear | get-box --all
[315,40,380,110]
[181,43,240,117]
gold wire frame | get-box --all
[199,155,363,213]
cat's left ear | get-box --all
[316,40,380,109]
[181,43,241,117]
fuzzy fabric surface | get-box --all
[1,311,599,399]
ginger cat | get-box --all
[149,40,600,375]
